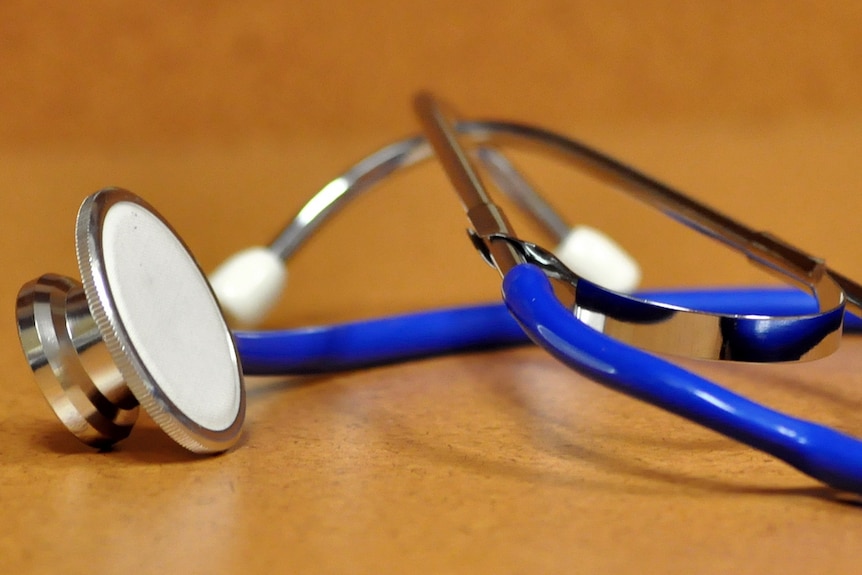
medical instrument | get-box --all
[415,92,862,494]
[15,97,862,482]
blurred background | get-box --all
[2,1,862,326]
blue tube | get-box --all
[234,303,528,375]
[502,264,862,494]
[234,287,862,375]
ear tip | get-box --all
[209,247,287,328]
[554,226,641,292]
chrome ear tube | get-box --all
[210,134,642,328]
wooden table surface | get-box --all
[3,3,862,573]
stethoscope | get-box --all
[16,93,862,495]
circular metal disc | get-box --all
[75,189,245,453]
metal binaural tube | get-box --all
[265,102,858,318]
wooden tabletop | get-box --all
[3,3,862,573]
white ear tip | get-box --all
[554,226,641,292]
[209,247,287,328]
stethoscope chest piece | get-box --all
[16,188,245,453]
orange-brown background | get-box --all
[2,2,862,574]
